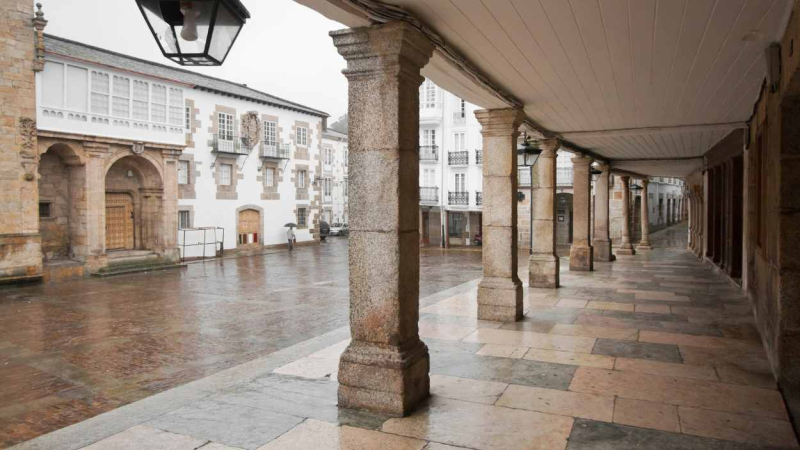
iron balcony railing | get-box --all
[475,149,483,164]
[476,191,482,206]
[260,142,290,159]
[453,112,466,125]
[448,191,469,206]
[448,151,469,165]
[420,145,439,162]
[212,134,248,155]
[420,186,439,203]
[518,167,532,187]
[557,167,573,187]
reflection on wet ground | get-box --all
[0,237,484,448]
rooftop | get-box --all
[43,34,329,119]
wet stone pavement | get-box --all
[7,224,800,450]
[0,237,484,448]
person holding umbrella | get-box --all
[285,223,296,250]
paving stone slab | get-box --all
[591,339,682,363]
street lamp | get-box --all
[590,167,602,182]
[517,132,543,254]
[630,181,643,242]
[136,0,250,66]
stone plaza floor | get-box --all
[7,224,800,449]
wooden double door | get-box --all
[106,193,135,250]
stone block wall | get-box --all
[0,0,42,282]
[37,152,70,259]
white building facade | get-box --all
[321,129,348,225]
[34,35,328,277]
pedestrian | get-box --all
[287,226,295,251]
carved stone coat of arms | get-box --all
[241,112,260,150]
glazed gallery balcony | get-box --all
[420,145,439,162]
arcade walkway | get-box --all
[15,224,798,450]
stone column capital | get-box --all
[596,163,610,172]
[570,155,593,168]
[331,22,434,82]
[541,138,560,155]
[473,108,524,136]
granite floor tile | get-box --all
[612,398,680,432]
[257,419,427,450]
[567,418,769,450]
[586,301,635,312]
[81,425,208,450]
[592,339,682,363]
[498,321,557,333]
[715,365,778,390]
[419,322,477,341]
[555,299,589,309]
[678,407,799,448]
[431,351,577,390]
[475,344,528,359]
[523,348,616,369]
[273,357,339,379]
[147,399,304,449]
[568,367,789,419]
[613,357,718,381]
[463,329,596,353]
[639,331,764,352]
[496,384,614,422]
[550,324,638,341]
[419,314,504,330]
[634,304,671,314]
[382,397,574,450]
[202,443,245,450]
[430,374,508,405]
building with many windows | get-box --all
[31,34,327,280]
[321,129,348,225]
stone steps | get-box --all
[93,259,185,277]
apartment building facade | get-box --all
[321,129,348,225]
[33,34,327,279]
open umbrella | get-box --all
[284,223,297,228]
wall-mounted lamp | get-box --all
[126,169,135,178]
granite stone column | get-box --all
[617,176,635,255]
[330,22,434,416]
[475,108,524,321]
[637,179,653,251]
[529,139,561,287]
[593,164,614,261]
[569,156,593,270]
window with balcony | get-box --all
[178,161,189,185]
[263,121,277,146]
[297,126,308,146]
[323,177,332,202]
[112,75,130,118]
[421,129,438,161]
[219,112,234,141]
[220,164,232,186]
[91,71,110,115]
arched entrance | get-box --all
[237,209,260,248]
[38,143,84,260]
[105,155,164,253]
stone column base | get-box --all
[529,253,560,288]
[616,245,636,256]
[636,243,653,251]
[477,276,523,321]
[569,245,594,271]
[593,239,615,262]
[337,339,430,417]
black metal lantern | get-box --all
[136,0,250,66]
[590,167,602,182]
[517,132,542,167]
[630,182,643,193]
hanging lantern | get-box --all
[136,0,250,66]
[516,132,542,167]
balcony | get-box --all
[475,150,483,165]
[453,112,466,126]
[420,145,439,162]
[448,191,469,206]
[260,142,290,159]
[448,151,469,165]
[476,191,482,206]
[213,134,248,155]
[518,167,532,187]
[420,186,439,203]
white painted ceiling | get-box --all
[297,0,793,176]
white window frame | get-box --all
[454,132,466,152]
[454,172,466,192]
[265,167,275,187]
[324,177,332,196]
[220,164,232,186]
[298,170,307,189]
[150,84,167,123]
[263,120,277,147]
[112,75,130,118]
[132,80,149,121]
[178,210,191,229]
[90,70,110,115]
[178,160,189,185]
[297,126,308,147]
[218,112,234,141]
[422,129,436,146]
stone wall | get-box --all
[0,1,42,282]
[745,1,800,427]
[37,152,70,259]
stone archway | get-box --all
[37,143,87,262]
[104,155,164,253]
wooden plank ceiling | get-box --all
[297,0,792,175]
